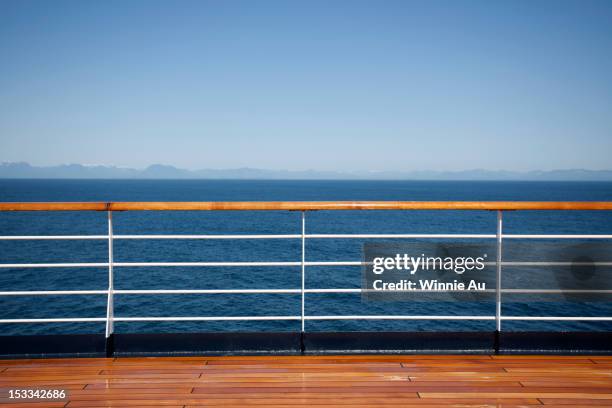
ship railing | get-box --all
[1,201,612,342]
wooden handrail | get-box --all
[0,201,612,211]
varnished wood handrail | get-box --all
[0,201,612,211]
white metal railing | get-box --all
[1,208,612,339]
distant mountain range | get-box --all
[1,162,612,181]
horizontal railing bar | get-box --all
[0,290,108,296]
[306,289,612,294]
[2,260,612,269]
[501,289,612,294]
[502,262,612,266]
[113,316,301,321]
[3,288,612,297]
[504,234,612,239]
[2,233,612,240]
[0,235,108,240]
[0,318,106,323]
[111,261,301,267]
[115,234,302,240]
[2,201,612,211]
[306,234,497,239]
[0,203,107,211]
[307,316,612,321]
[307,289,361,293]
[0,263,108,268]
[114,289,300,294]
[112,261,365,267]
[0,262,298,268]
[1,234,491,240]
[305,315,496,320]
[0,261,364,268]
[0,288,477,296]
[309,315,612,321]
[0,316,492,323]
[0,289,302,296]
[311,234,604,240]
[115,316,498,321]
[3,315,612,323]
[0,234,301,240]
[501,316,612,321]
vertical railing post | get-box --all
[301,211,306,336]
[495,210,503,353]
[105,209,114,357]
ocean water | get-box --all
[1,179,612,335]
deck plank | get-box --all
[1,355,611,406]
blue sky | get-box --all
[1,0,611,171]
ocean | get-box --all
[1,179,612,335]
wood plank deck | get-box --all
[1,355,612,407]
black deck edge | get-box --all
[1,331,611,358]
[498,331,612,355]
[303,331,496,355]
[0,334,105,359]
[113,332,302,356]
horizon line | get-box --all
[2,161,612,174]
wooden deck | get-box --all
[1,355,612,407]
